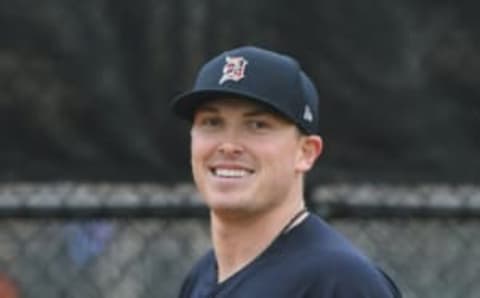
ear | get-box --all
[296,135,323,172]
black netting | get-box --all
[0,183,478,298]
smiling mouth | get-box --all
[210,168,254,178]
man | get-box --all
[171,46,401,297]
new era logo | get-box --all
[219,56,248,85]
[303,105,313,122]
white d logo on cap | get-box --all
[219,56,248,85]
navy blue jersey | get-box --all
[178,214,401,298]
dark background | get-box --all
[0,0,479,184]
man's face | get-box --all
[190,98,321,217]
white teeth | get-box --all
[214,168,250,178]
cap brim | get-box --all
[171,88,288,122]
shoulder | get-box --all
[296,248,400,297]
[189,250,215,275]
[178,250,215,298]
[286,216,401,297]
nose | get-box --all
[218,141,244,157]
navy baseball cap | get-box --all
[171,46,319,135]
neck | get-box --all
[211,199,306,283]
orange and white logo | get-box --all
[219,56,248,84]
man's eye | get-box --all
[248,120,269,130]
[201,117,221,127]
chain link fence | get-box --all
[0,183,479,298]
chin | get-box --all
[203,191,251,212]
